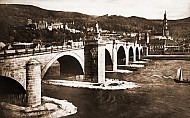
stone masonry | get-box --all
[26,59,41,107]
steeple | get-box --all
[164,11,167,20]
[163,11,169,37]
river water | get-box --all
[42,59,190,118]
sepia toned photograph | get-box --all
[0,0,190,117]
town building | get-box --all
[148,11,179,54]
[51,22,64,29]
[12,42,34,49]
[178,39,190,52]
[37,21,48,30]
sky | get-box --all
[0,0,190,19]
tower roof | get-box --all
[164,11,167,20]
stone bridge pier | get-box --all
[84,40,106,83]
[84,22,107,84]
[112,40,118,72]
[26,59,41,107]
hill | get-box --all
[0,4,189,42]
[96,15,162,33]
[0,4,95,26]
[168,18,190,41]
[96,14,190,41]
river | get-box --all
[42,59,190,118]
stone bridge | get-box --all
[0,41,143,88]
[0,39,143,107]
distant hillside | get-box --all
[96,15,162,33]
[0,4,189,42]
[168,18,190,41]
[0,4,95,26]
[96,14,190,41]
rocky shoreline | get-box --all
[0,96,77,118]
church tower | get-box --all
[163,11,169,38]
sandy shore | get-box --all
[43,79,140,90]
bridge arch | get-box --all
[117,46,126,65]
[105,49,113,71]
[105,44,113,60]
[137,46,143,60]
[57,55,84,76]
[136,47,140,61]
[128,46,134,62]
[0,76,26,93]
[0,76,26,106]
[42,51,84,78]
[140,48,143,57]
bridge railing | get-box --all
[0,43,84,60]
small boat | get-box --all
[174,66,190,83]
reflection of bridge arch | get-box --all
[42,51,84,78]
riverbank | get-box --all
[43,79,139,90]
[144,55,190,60]
[0,96,77,118]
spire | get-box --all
[163,11,169,37]
[164,11,167,20]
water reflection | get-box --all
[43,60,190,118]
[0,94,26,106]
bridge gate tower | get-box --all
[84,22,106,84]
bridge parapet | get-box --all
[0,44,83,60]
